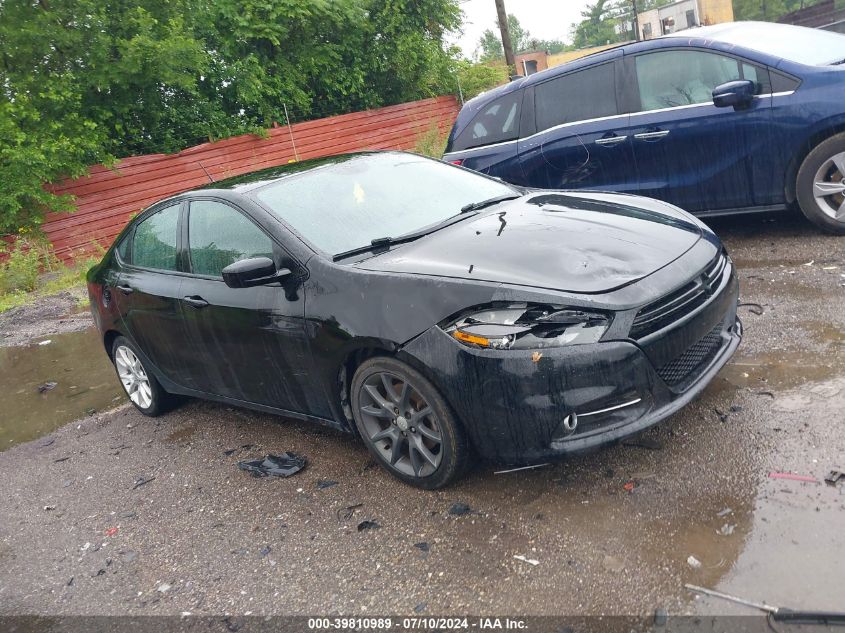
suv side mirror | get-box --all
[222,257,291,288]
[712,80,755,110]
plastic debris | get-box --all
[514,555,539,566]
[825,470,844,486]
[448,502,474,516]
[316,479,338,490]
[737,302,764,315]
[37,381,57,393]
[157,583,172,593]
[768,472,818,483]
[687,555,702,569]
[718,524,735,536]
[623,481,637,493]
[357,520,380,531]
[104,527,119,537]
[337,503,363,522]
[237,453,306,478]
[531,351,543,363]
[414,542,430,553]
[494,463,549,474]
[37,339,52,346]
[717,507,732,517]
[132,475,155,490]
[259,545,271,557]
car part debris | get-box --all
[132,475,155,490]
[237,453,306,478]
[337,503,363,522]
[316,479,338,489]
[37,339,52,346]
[357,520,380,531]
[623,481,637,493]
[685,584,845,624]
[448,502,474,516]
[414,542,430,553]
[737,302,764,315]
[37,381,58,393]
[825,470,844,486]
[768,472,818,483]
[686,556,702,569]
[494,463,550,474]
[514,555,539,566]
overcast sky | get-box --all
[451,0,594,58]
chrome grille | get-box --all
[631,252,727,339]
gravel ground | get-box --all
[0,211,843,620]
[0,287,91,348]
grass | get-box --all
[413,123,449,159]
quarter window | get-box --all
[132,204,180,271]
[534,63,618,133]
[450,91,522,151]
[634,50,769,112]
[188,200,273,277]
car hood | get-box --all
[355,192,704,294]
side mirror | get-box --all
[712,80,755,110]
[222,257,291,289]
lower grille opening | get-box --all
[656,324,724,390]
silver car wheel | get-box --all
[115,345,153,409]
[813,150,845,221]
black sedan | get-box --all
[88,151,741,488]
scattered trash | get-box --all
[223,448,237,456]
[717,508,732,517]
[754,390,775,398]
[337,503,363,522]
[259,545,272,557]
[825,471,844,486]
[514,554,539,566]
[531,351,543,363]
[53,456,71,463]
[132,475,155,490]
[157,582,172,593]
[494,463,549,474]
[37,437,55,448]
[43,505,55,511]
[414,603,427,613]
[37,339,52,346]
[686,555,702,569]
[316,479,338,490]
[237,453,306,478]
[803,260,814,266]
[622,436,662,450]
[104,527,119,537]
[654,608,668,627]
[357,520,381,531]
[768,472,818,483]
[66,576,74,587]
[623,481,637,493]
[37,381,58,393]
[737,302,764,315]
[414,542,430,553]
[448,502,474,516]
[822,265,839,271]
[729,405,743,413]
[718,524,735,536]
[714,407,729,423]
[685,583,845,623]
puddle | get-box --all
[0,328,125,450]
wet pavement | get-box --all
[0,211,843,618]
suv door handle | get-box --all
[116,284,134,295]
[595,135,627,147]
[183,296,209,308]
[634,130,670,141]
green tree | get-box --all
[475,14,539,61]
[571,0,619,48]
[732,0,805,20]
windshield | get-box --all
[703,23,845,66]
[252,153,517,256]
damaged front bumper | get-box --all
[401,293,741,465]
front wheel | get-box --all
[111,336,172,416]
[796,133,845,234]
[350,357,470,489]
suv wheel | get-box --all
[350,357,470,489]
[796,133,845,234]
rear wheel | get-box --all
[111,336,172,416]
[350,357,470,489]
[796,133,845,234]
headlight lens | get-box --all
[443,303,610,350]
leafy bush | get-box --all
[455,61,509,101]
[0,238,44,294]
[413,124,449,158]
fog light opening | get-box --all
[562,412,578,433]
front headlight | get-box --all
[442,302,611,350]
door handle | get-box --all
[595,135,627,147]
[116,284,134,295]
[634,130,670,141]
[183,296,209,309]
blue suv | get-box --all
[443,22,845,233]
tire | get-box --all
[350,356,470,489]
[796,133,845,234]
[111,336,173,417]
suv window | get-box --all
[635,50,769,112]
[132,204,180,271]
[534,62,618,133]
[451,91,521,151]
[188,200,273,277]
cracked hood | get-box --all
[356,191,704,294]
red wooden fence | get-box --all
[43,95,460,262]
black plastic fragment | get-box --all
[357,520,381,531]
[316,479,338,490]
[414,542,430,552]
[448,502,473,516]
[825,470,844,486]
[37,381,58,393]
[238,453,306,478]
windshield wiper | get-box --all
[332,235,420,262]
[460,193,522,213]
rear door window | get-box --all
[451,91,522,151]
[534,62,618,133]
[131,204,180,271]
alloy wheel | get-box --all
[812,150,845,221]
[114,345,153,409]
[357,372,443,477]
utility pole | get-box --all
[494,0,516,76]
[632,0,640,41]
